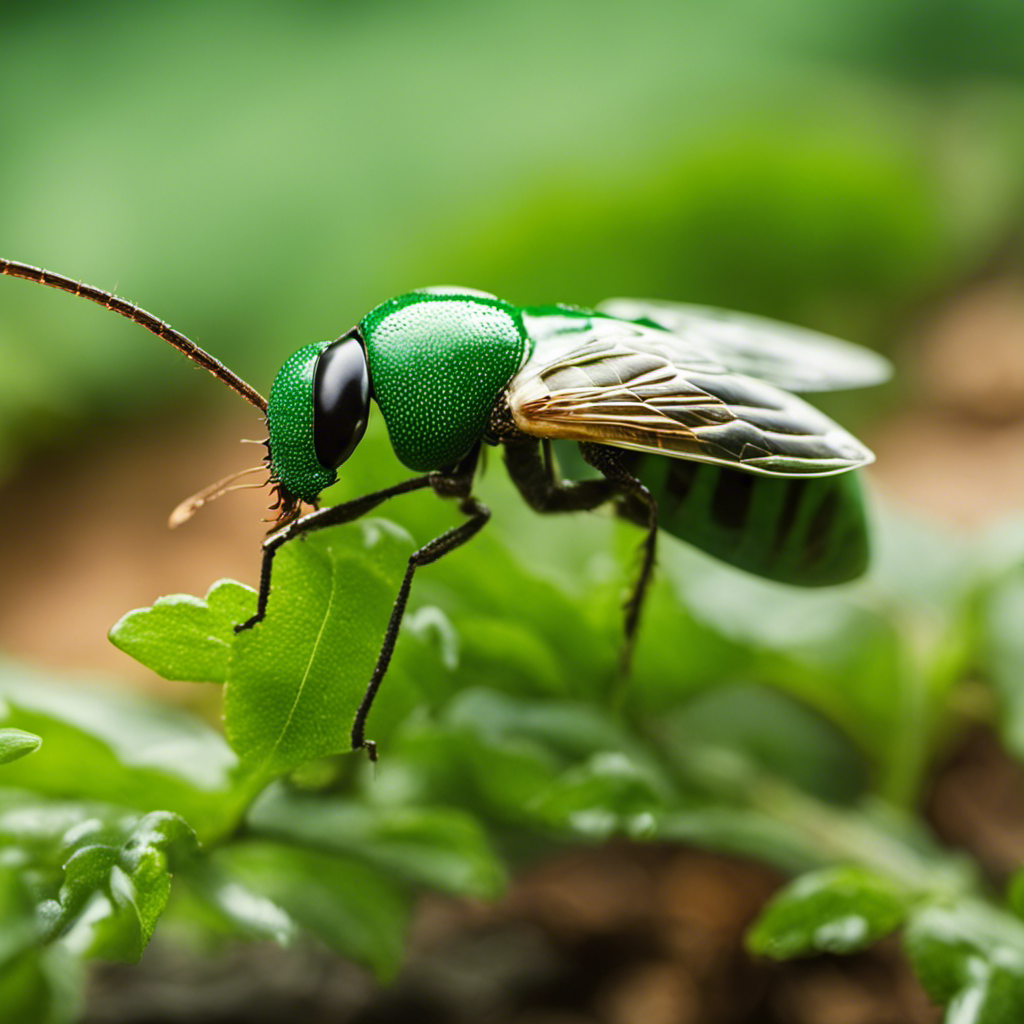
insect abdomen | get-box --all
[630,454,870,586]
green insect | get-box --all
[1,260,890,757]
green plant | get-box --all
[3,480,1024,1021]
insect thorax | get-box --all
[360,289,530,471]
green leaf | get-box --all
[113,812,199,951]
[0,728,41,765]
[630,575,755,713]
[109,579,256,683]
[656,805,825,875]
[0,665,237,841]
[905,901,1024,1022]
[748,866,911,958]
[660,685,869,804]
[0,866,40,971]
[422,531,618,700]
[445,687,645,763]
[379,691,673,841]
[432,688,675,837]
[41,845,118,941]
[225,521,412,780]
[0,944,84,1024]
[40,810,198,963]
[984,576,1024,761]
[443,690,678,837]
[0,791,132,850]
[526,750,670,840]
[178,860,297,946]
[247,785,506,898]
[378,717,561,829]
[211,840,410,980]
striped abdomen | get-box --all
[625,453,870,586]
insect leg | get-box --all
[502,439,619,512]
[235,473,436,632]
[577,443,660,674]
[503,438,656,671]
[351,495,491,759]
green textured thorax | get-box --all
[360,290,529,472]
[267,340,336,500]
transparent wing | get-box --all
[596,297,892,392]
[510,309,875,477]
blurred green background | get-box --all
[3,0,1023,476]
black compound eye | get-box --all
[312,328,371,470]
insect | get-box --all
[1,260,890,758]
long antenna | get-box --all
[1,259,267,412]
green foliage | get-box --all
[12,490,1024,1020]
[0,519,507,1017]
[8,464,1024,1023]
[224,523,413,781]
[0,728,41,764]
[905,903,1024,1022]
[750,873,1024,1020]
[748,866,912,957]
[246,785,506,899]
[37,810,198,962]
[109,580,256,684]
[209,842,410,980]
[0,663,238,840]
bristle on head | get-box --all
[265,481,309,530]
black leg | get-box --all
[233,449,486,761]
[503,439,659,673]
[502,439,619,513]
[235,473,436,632]
[577,444,660,675]
[352,496,491,759]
